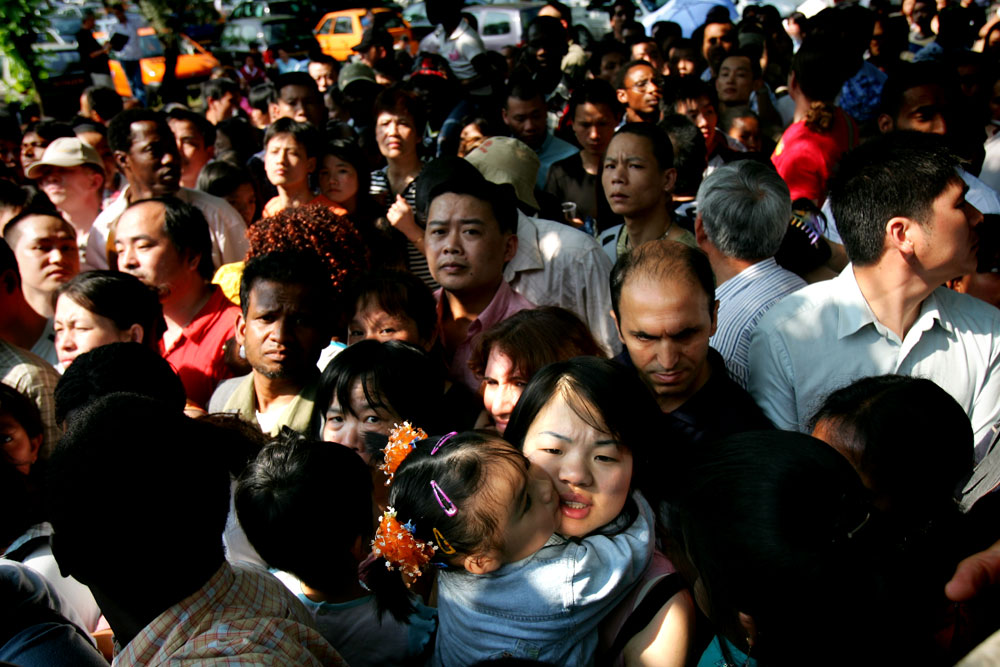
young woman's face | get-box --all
[482,348,527,435]
[224,182,257,226]
[322,378,400,464]
[318,154,359,211]
[54,294,137,368]
[0,413,41,475]
[521,391,633,537]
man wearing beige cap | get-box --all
[464,137,619,355]
[26,137,104,271]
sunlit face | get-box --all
[11,214,79,295]
[20,131,45,176]
[481,456,559,565]
[458,123,487,157]
[502,96,547,150]
[716,55,755,104]
[375,110,418,161]
[224,181,257,226]
[602,132,674,221]
[482,348,527,435]
[167,118,212,187]
[347,298,424,347]
[308,61,337,93]
[54,294,137,367]
[265,133,314,190]
[322,379,399,463]
[39,165,103,210]
[702,21,734,63]
[890,84,948,135]
[115,201,191,301]
[615,274,717,413]
[617,63,661,120]
[572,102,617,158]
[119,121,181,199]
[909,180,983,284]
[631,41,664,74]
[522,392,633,537]
[318,154,359,211]
[0,413,42,475]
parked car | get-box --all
[460,3,544,52]
[0,28,88,119]
[104,27,219,99]
[314,7,416,61]
[216,16,320,66]
[229,0,313,19]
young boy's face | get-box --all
[264,133,314,190]
[676,95,718,148]
[727,115,760,152]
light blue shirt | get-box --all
[432,494,654,667]
[711,258,806,389]
[748,266,1000,503]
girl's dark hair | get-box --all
[54,270,165,353]
[668,430,894,666]
[504,357,661,515]
[0,383,43,443]
[196,160,254,199]
[314,339,446,444]
[347,270,437,346]
[236,430,376,607]
[318,139,373,203]
[612,122,674,171]
[373,84,427,137]
[809,375,973,522]
[364,432,529,619]
[791,37,853,132]
[468,306,605,380]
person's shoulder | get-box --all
[530,215,603,252]
[932,286,1000,332]
[208,374,250,412]
[0,340,59,379]
[755,275,843,333]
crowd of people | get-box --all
[4,0,1000,663]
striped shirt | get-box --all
[370,167,439,290]
[710,258,806,389]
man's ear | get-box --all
[123,323,144,344]
[610,308,624,344]
[235,312,246,347]
[694,214,708,246]
[464,551,501,574]
[662,167,677,194]
[113,150,129,175]
[886,215,916,258]
[501,107,510,126]
[503,232,518,263]
[877,114,894,134]
[616,88,629,106]
[710,299,719,336]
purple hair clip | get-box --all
[430,480,458,516]
[430,432,458,455]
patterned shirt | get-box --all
[0,339,61,459]
[370,167,439,290]
[709,258,806,389]
[113,561,344,666]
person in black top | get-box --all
[75,11,112,88]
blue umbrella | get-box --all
[641,0,739,37]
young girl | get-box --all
[368,424,654,666]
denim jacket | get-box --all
[432,493,655,667]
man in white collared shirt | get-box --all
[748,132,1000,505]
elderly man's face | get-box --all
[115,200,191,300]
[613,272,717,413]
[425,192,516,296]
[237,279,328,381]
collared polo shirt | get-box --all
[160,285,240,409]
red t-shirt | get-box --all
[772,108,857,205]
[160,286,241,409]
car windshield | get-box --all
[267,1,302,14]
[263,21,311,41]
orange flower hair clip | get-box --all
[372,507,436,582]
[380,421,428,484]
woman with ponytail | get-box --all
[771,36,859,206]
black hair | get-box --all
[248,82,276,114]
[610,238,715,324]
[586,41,629,79]
[83,86,124,121]
[373,84,427,137]
[504,75,545,106]
[107,108,170,153]
[45,393,231,589]
[419,156,519,235]
[3,207,71,250]
[543,0,571,23]
[810,375,972,520]
[0,111,21,142]
[658,114,706,198]
[310,53,338,68]
[54,271,164,354]
[347,270,437,345]
[666,430,890,666]
[236,429,377,605]
[22,121,75,145]
[0,238,17,286]
[315,339,446,447]
[274,71,321,98]
[54,342,186,423]
[505,357,661,512]
[791,36,855,132]
[828,131,961,267]
[202,77,240,103]
[124,196,216,280]
[662,77,718,115]
[263,117,321,159]
[612,122,675,172]
[0,383,43,444]
[568,78,624,122]
[318,139,372,203]
[213,118,260,167]
[167,107,216,148]
[196,160,255,200]
[722,47,762,81]
[613,58,656,91]
[239,251,334,329]
[877,62,948,123]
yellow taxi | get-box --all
[313,7,417,61]
[105,27,219,98]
